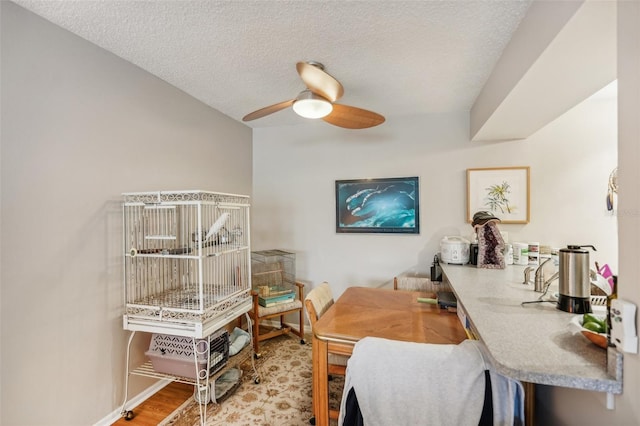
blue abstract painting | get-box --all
[335,177,420,234]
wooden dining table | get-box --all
[311,286,467,426]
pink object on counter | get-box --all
[598,264,614,291]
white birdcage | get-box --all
[122,190,252,338]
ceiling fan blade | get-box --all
[322,104,385,129]
[296,62,344,102]
[242,100,294,121]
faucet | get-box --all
[523,266,535,284]
[534,258,559,292]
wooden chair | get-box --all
[305,281,348,421]
[393,275,451,292]
[247,262,305,356]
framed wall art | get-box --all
[335,176,420,234]
[467,166,530,224]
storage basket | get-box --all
[146,328,229,380]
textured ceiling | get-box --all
[13,0,533,128]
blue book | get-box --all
[259,293,294,307]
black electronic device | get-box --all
[430,254,442,282]
[436,291,457,309]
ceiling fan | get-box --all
[242,61,385,129]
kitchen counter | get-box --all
[441,263,622,394]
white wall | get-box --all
[0,3,252,425]
[535,1,640,424]
[253,92,617,297]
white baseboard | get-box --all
[93,378,172,426]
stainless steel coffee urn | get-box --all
[557,245,596,314]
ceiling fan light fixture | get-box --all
[292,90,333,119]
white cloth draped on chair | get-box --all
[339,337,524,426]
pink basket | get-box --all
[146,329,228,379]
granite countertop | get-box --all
[440,263,622,394]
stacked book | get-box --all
[258,287,295,307]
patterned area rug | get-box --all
[162,332,343,426]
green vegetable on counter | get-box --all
[583,313,607,333]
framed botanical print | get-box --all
[467,167,530,224]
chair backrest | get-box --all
[393,276,451,292]
[304,281,334,328]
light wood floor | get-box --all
[112,381,193,426]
